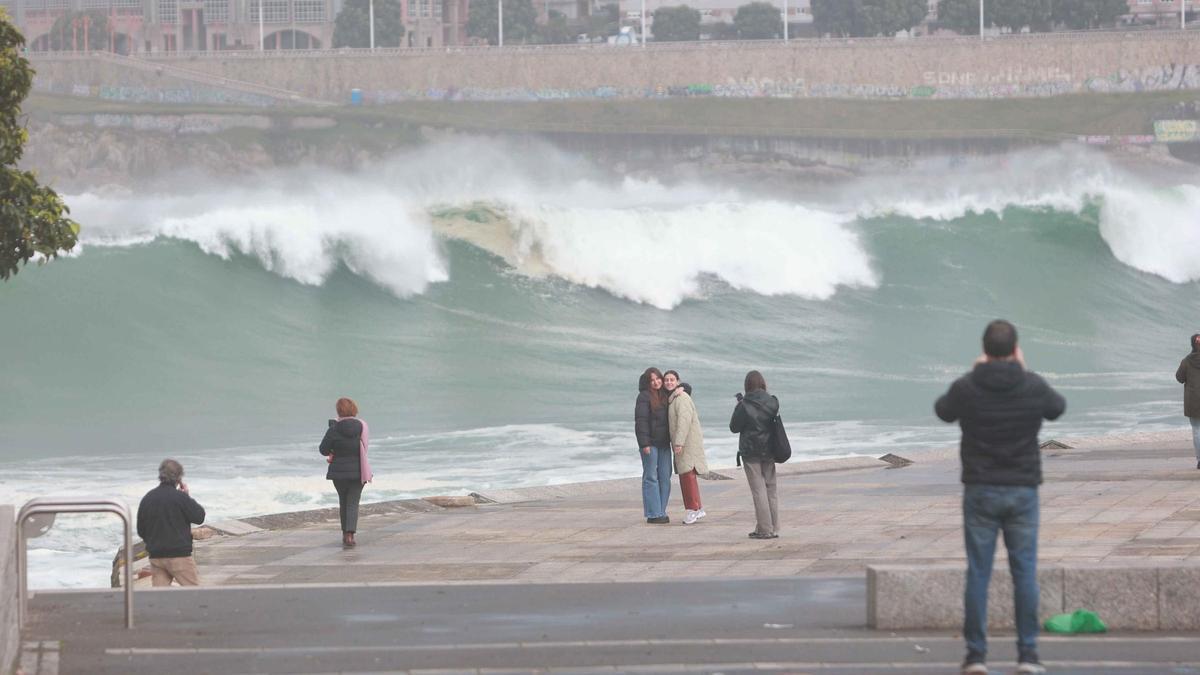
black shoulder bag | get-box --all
[743,396,791,464]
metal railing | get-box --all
[24,27,1200,62]
[16,497,134,630]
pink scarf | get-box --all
[337,416,374,484]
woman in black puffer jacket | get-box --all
[635,367,673,524]
[319,397,372,547]
[730,370,781,539]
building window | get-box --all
[249,0,289,23]
[158,0,179,23]
[47,0,69,9]
[205,0,229,22]
[293,0,325,22]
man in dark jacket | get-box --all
[1176,333,1200,469]
[935,320,1065,675]
[136,459,206,587]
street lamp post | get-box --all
[369,0,375,49]
[498,0,504,46]
[979,0,984,39]
[641,0,646,46]
[783,0,787,41]
[258,0,264,50]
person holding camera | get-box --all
[729,370,780,539]
[635,367,673,524]
[136,459,206,587]
[936,320,1065,675]
[664,370,708,525]
[320,397,373,548]
[1176,333,1200,469]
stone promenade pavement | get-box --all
[183,433,1200,588]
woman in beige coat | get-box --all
[664,370,709,525]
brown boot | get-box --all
[345,532,356,547]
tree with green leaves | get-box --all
[653,5,702,41]
[734,2,782,39]
[47,9,112,51]
[585,3,619,41]
[534,8,575,44]
[1,11,79,280]
[989,0,1053,32]
[468,0,538,45]
[332,0,405,48]
[813,0,929,37]
[1053,0,1128,29]
[936,0,982,34]
[812,0,859,36]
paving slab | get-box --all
[171,435,1200,588]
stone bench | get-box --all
[867,564,1200,630]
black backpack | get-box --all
[741,396,791,464]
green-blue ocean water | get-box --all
[1,139,1197,587]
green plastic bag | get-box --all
[1044,609,1107,634]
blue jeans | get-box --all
[963,484,1040,658]
[1191,418,1200,462]
[639,446,672,519]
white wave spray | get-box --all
[842,146,1200,285]
[62,140,1200,308]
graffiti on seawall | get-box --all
[33,77,277,107]
[362,65,1200,103]
[29,63,1200,106]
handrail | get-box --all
[23,27,1200,61]
[16,497,134,630]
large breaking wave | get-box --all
[63,139,1200,307]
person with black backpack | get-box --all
[730,370,781,539]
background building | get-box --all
[0,0,469,52]
[1126,0,1196,26]
[617,0,812,36]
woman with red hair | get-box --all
[319,397,373,547]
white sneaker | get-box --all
[683,510,699,525]
[695,508,706,520]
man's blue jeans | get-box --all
[640,446,672,519]
[1191,418,1200,462]
[963,484,1040,658]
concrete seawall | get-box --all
[29,31,1200,104]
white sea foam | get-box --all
[62,140,1200,305]
[845,147,1200,285]
[62,139,878,309]
[499,201,877,309]
[66,177,448,297]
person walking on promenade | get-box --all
[136,459,206,587]
[729,370,780,539]
[935,320,1066,675]
[320,397,374,547]
[635,367,672,524]
[664,370,708,525]
[1176,333,1200,469]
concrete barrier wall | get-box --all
[29,32,1200,104]
[0,506,19,675]
[868,564,1200,631]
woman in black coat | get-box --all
[635,367,673,524]
[730,370,780,539]
[1177,333,1200,469]
[319,397,372,547]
